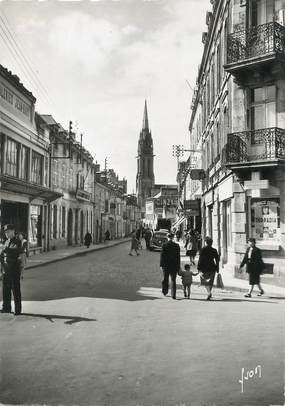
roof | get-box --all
[0,64,36,102]
[40,114,59,126]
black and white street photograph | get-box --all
[0,0,284,405]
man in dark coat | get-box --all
[197,236,219,300]
[240,238,265,298]
[144,227,153,250]
[0,224,22,315]
[160,233,181,299]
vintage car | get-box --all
[149,229,168,251]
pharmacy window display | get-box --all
[250,198,280,244]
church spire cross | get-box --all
[142,99,149,130]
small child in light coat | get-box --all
[179,263,198,299]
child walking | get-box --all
[179,263,198,299]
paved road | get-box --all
[0,242,284,406]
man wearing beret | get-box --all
[160,232,181,299]
[0,224,22,315]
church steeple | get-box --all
[136,100,155,211]
[142,99,149,130]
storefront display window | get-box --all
[251,198,280,243]
[30,205,42,248]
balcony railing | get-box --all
[226,127,285,165]
[226,22,285,66]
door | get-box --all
[80,210,84,244]
[222,200,232,264]
[67,209,73,246]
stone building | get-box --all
[94,168,129,241]
[183,0,285,285]
[37,114,95,249]
[0,65,61,254]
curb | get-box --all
[25,239,130,270]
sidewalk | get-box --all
[25,238,130,270]
[178,240,285,297]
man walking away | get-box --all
[197,236,219,300]
[160,233,180,299]
[240,238,265,298]
[0,224,22,315]
[144,227,153,250]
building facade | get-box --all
[37,114,95,250]
[0,65,61,254]
[136,100,155,213]
[183,0,285,285]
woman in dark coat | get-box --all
[197,236,219,300]
[185,229,198,265]
[84,232,92,248]
[240,238,265,297]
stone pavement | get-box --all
[21,237,285,298]
[25,237,131,270]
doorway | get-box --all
[67,209,73,246]
[222,200,232,264]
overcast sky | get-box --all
[0,0,209,193]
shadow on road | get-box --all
[20,313,96,324]
[189,297,278,304]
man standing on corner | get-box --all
[0,224,22,315]
[160,232,181,300]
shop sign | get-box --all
[244,180,269,190]
[185,209,200,216]
[76,189,91,202]
[190,169,206,180]
[145,201,154,216]
[184,200,200,210]
[251,198,280,243]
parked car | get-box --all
[149,230,168,251]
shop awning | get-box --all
[0,175,63,202]
[172,216,187,229]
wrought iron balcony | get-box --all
[226,127,285,168]
[225,22,285,73]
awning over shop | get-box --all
[0,175,63,202]
[172,216,186,229]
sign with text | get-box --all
[251,198,280,243]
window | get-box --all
[19,146,29,180]
[0,134,4,173]
[250,85,276,131]
[217,44,221,91]
[62,206,66,238]
[31,151,43,184]
[211,133,215,163]
[211,64,215,108]
[105,200,109,213]
[216,123,221,155]
[6,138,19,177]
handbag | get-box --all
[216,273,224,289]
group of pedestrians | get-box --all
[160,231,265,301]
[128,226,154,256]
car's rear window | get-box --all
[154,233,167,238]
